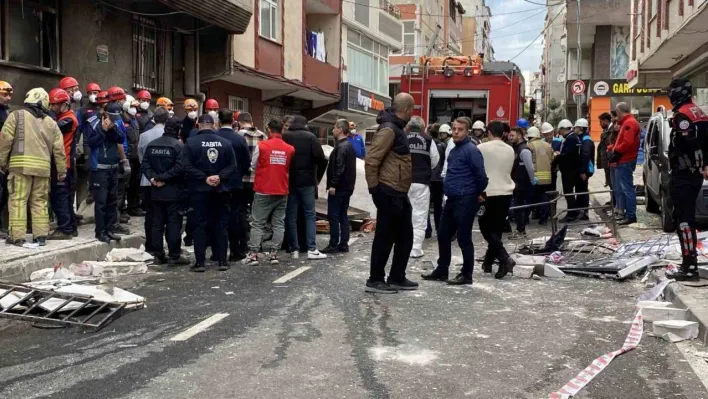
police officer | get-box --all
[142,117,190,266]
[86,102,125,243]
[666,77,708,281]
[181,114,236,272]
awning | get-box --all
[308,109,378,129]
[157,0,253,34]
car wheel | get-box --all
[644,175,660,213]
[660,191,673,233]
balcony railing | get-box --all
[379,0,401,20]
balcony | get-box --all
[156,0,253,33]
[304,55,340,95]
[306,0,340,14]
[379,0,401,20]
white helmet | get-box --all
[540,122,554,134]
[557,119,573,130]
[439,124,452,133]
[123,95,136,112]
[574,118,589,128]
[472,120,485,130]
[526,126,541,139]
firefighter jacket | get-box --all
[527,137,553,185]
[57,110,78,169]
[0,107,66,178]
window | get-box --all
[347,33,389,94]
[355,0,369,27]
[259,0,279,41]
[3,0,59,70]
[403,21,416,55]
[650,0,658,19]
[133,16,166,92]
[229,96,250,113]
[449,0,457,22]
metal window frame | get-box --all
[228,95,250,113]
[259,0,279,42]
[1,0,60,71]
[402,21,417,55]
[347,38,389,96]
[132,15,164,93]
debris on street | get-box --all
[652,320,699,342]
[105,247,154,262]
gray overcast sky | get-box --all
[487,0,547,74]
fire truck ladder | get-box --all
[0,282,133,331]
[406,63,426,112]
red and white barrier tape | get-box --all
[549,310,644,399]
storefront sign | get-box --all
[593,81,609,96]
[626,60,639,88]
[344,84,391,116]
[571,79,666,97]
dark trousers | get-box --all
[513,189,530,233]
[141,187,154,253]
[328,190,352,249]
[604,167,613,189]
[50,167,75,234]
[116,173,127,215]
[228,189,249,257]
[427,181,444,235]
[437,195,478,278]
[480,195,512,265]
[92,169,118,236]
[670,171,703,265]
[0,172,7,230]
[534,184,553,224]
[127,158,141,210]
[151,199,183,260]
[561,171,580,217]
[369,192,413,282]
[576,177,590,209]
[191,191,230,264]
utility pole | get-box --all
[576,0,582,119]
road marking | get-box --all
[348,238,359,245]
[273,266,311,284]
[170,313,229,341]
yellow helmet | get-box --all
[24,88,49,109]
[184,98,198,111]
[0,81,13,95]
[157,97,173,106]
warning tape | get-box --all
[549,310,644,399]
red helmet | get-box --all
[97,91,109,105]
[107,86,126,102]
[48,88,71,105]
[136,90,151,101]
[59,77,79,90]
[86,82,101,93]
[205,99,219,110]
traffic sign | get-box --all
[571,80,586,95]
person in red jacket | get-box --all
[607,102,641,225]
[243,118,295,266]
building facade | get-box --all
[460,0,493,60]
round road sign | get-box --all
[571,80,586,95]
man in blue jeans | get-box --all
[322,119,357,253]
[609,102,641,225]
[282,115,329,260]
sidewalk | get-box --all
[0,219,145,283]
[589,166,708,343]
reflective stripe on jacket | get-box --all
[0,109,66,177]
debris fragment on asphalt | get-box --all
[652,320,699,341]
[105,248,154,262]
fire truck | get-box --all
[399,56,525,127]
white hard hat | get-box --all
[557,119,573,129]
[540,122,554,134]
[472,120,485,130]
[123,95,135,112]
[574,118,589,128]
[526,126,541,138]
[439,124,452,133]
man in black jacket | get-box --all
[216,109,252,262]
[141,118,189,266]
[322,119,357,254]
[282,115,328,260]
[181,114,236,272]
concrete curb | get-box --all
[0,234,145,283]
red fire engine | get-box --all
[399,56,525,127]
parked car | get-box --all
[642,109,708,232]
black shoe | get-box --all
[111,225,130,235]
[495,258,516,279]
[153,256,168,265]
[119,214,130,224]
[0,229,8,240]
[618,217,637,226]
[365,280,398,294]
[447,274,473,285]
[421,268,449,281]
[71,230,79,238]
[229,253,246,262]
[168,256,191,266]
[218,261,230,271]
[75,214,84,222]
[578,212,590,221]
[321,245,340,254]
[387,277,419,291]
[183,237,193,247]
[561,215,577,223]
[47,230,72,240]
[338,246,350,253]
[96,233,111,243]
[210,254,218,262]
[127,208,146,217]
[668,266,701,282]
[106,231,122,242]
[482,262,493,273]
[34,237,47,246]
[190,263,206,272]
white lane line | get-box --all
[273,266,311,284]
[170,313,229,341]
[348,237,359,245]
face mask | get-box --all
[73,91,82,102]
[208,110,218,119]
[88,94,97,103]
[140,101,149,110]
[188,111,197,120]
[168,110,175,117]
[128,107,137,116]
[350,129,356,134]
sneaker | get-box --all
[338,246,350,253]
[242,252,260,266]
[321,245,340,254]
[387,277,419,291]
[47,230,72,240]
[190,263,206,273]
[35,237,47,246]
[269,251,280,265]
[291,251,300,260]
[111,225,130,235]
[307,249,327,260]
[365,280,398,294]
[668,265,701,282]
[410,249,425,259]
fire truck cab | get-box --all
[399,56,526,128]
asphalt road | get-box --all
[1,224,707,399]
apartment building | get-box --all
[460,0,493,60]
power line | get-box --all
[509,6,565,61]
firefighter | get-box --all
[472,120,486,144]
[47,88,79,239]
[181,99,199,142]
[59,77,82,106]
[0,81,12,239]
[540,122,554,143]
[526,126,554,225]
[574,118,595,221]
[556,118,581,222]
[0,88,67,246]
[135,90,155,134]
[121,95,142,220]
[157,97,174,117]
[76,83,103,208]
[97,91,109,110]
[665,77,708,281]
[205,99,219,122]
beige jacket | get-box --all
[0,109,66,178]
